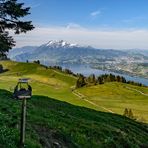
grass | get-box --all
[0,60,148,147]
[0,89,148,147]
[0,60,97,109]
[0,60,148,122]
[78,82,148,122]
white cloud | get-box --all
[90,10,101,17]
[66,23,82,29]
[12,26,148,50]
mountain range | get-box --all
[8,40,129,65]
[8,39,148,80]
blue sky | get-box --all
[14,0,148,49]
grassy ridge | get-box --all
[78,83,148,122]
[0,61,97,110]
[0,60,148,122]
[0,89,148,147]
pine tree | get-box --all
[86,74,96,84]
[91,74,96,84]
[98,76,104,84]
[116,75,121,82]
[76,75,86,88]
[123,108,129,117]
[0,64,3,73]
[109,73,115,82]
[128,109,134,119]
[106,75,111,82]
[0,0,34,57]
[121,76,126,83]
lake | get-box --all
[58,63,148,86]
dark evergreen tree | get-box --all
[0,64,3,72]
[106,75,111,82]
[92,74,96,83]
[123,108,128,117]
[87,74,96,85]
[98,76,104,84]
[116,75,121,82]
[0,0,34,57]
[33,60,40,64]
[110,73,116,82]
[76,75,86,88]
[121,76,126,83]
[37,60,40,64]
[123,108,134,119]
[128,109,134,119]
[64,69,73,74]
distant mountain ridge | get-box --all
[8,40,127,65]
[8,46,37,60]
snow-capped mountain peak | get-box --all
[44,40,80,48]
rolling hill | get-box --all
[0,60,148,147]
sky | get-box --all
[13,0,148,49]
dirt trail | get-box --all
[126,86,148,97]
[72,90,114,113]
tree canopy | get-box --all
[75,73,144,88]
[0,0,34,57]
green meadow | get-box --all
[0,61,96,109]
[78,83,148,122]
[0,60,147,122]
[0,60,148,147]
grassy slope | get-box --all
[78,83,148,122]
[0,60,148,147]
[0,61,96,109]
[0,60,148,121]
[0,89,148,147]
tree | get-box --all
[76,74,86,88]
[120,76,126,83]
[128,109,134,119]
[0,0,34,57]
[0,64,3,72]
[109,73,116,82]
[87,74,96,84]
[98,76,104,84]
[33,60,40,64]
[123,108,134,119]
[106,75,111,82]
[64,68,73,74]
[123,108,128,117]
[116,75,121,82]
